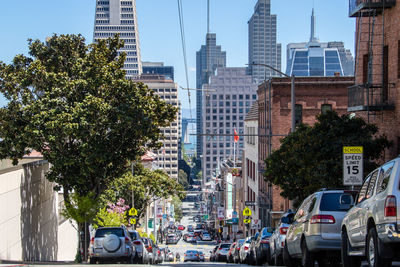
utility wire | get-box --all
[177,0,193,121]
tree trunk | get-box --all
[78,221,90,262]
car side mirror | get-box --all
[340,193,354,210]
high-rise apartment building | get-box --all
[93,0,142,79]
[248,0,281,83]
[196,33,226,161]
[286,9,354,77]
[135,75,181,180]
[142,62,174,81]
[202,68,257,179]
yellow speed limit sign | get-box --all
[128,208,138,216]
[243,207,252,216]
[129,217,137,225]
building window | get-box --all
[321,104,332,114]
[295,104,302,125]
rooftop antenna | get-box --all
[207,0,210,34]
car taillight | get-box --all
[133,241,141,245]
[219,247,223,250]
[196,254,199,256]
[310,214,335,224]
[244,246,249,250]
[237,247,240,251]
[385,195,397,217]
[90,237,94,245]
[279,227,288,235]
[125,237,130,243]
[158,251,161,255]
[147,246,152,252]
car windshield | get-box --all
[129,231,139,240]
[320,192,351,211]
[245,238,251,243]
[261,227,274,237]
[238,239,245,245]
[186,250,198,254]
[95,228,124,237]
[220,243,231,249]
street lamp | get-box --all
[247,62,296,133]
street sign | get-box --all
[217,207,225,220]
[243,207,252,216]
[129,217,136,225]
[343,146,363,186]
[245,201,256,206]
[251,219,261,229]
[162,214,167,219]
[128,207,138,216]
[232,211,238,218]
[244,218,251,224]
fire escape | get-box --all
[348,0,396,121]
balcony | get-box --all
[348,84,395,112]
[349,0,396,17]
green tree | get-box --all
[0,34,177,258]
[172,196,183,222]
[178,169,189,188]
[264,111,391,207]
[100,163,185,220]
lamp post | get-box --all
[248,62,295,133]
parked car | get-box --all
[232,239,245,263]
[184,250,200,262]
[141,237,157,264]
[166,233,179,244]
[341,157,400,267]
[210,245,219,262]
[166,248,174,262]
[284,188,357,267]
[187,225,194,232]
[128,230,148,264]
[89,226,135,264]
[254,227,274,265]
[239,237,253,264]
[177,225,185,231]
[184,233,196,242]
[227,242,237,263]
[216,243,231,262]
[248,232,260,265]
[269,210,295,266]
[154,244,163,264]
[201,232,212,241]
[199,251,205,262]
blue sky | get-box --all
[0,0,355,110]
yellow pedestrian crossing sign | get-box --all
[129,217,136,225]
[128,208,138,216]
[244,218,251,224]
[243,207,252,216]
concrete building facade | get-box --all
[196,33,227,161]
[258,76,353,226]
[348,0,400,161]
[94,0,142,79]
[248,0,282,83]
[202,68,257,180]
[135,75,181,180]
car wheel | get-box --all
[341,229,362,267]
[367,227,391,267]
[283,242,299,267]
[301,240,315,267]
[267,248,274,266]
[274,251,283,266]
[89,258,96,264]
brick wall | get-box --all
[258,76,353,225]
[353,4,400,161]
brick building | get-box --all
[258,76,353,226]
[348,0,400,160]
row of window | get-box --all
[94,32,135,37]
[121,14,134,18]
[159,95,178,99]
[95,26,135,31]
[206,108,250,114]
[96,7,109,11]
[121,38,136,44]
[205,115,244,121]
[205,121,244,128]
[121,1,133,6]
[121,20,135,24]
[208,94,256,101]
[125,57,138,62]
[206,101,254,107]
[124,63,138,68]
[152,88,177,92]
[247,158,256,181]
[97,1,109,5]
[121,7,133,12]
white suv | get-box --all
[341,157,400,267]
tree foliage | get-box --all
[264,111,391,207]
[171,196,183,222]
[178,169,189,188]
[100,163,185,220]
[0,34,177,216]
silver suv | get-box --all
[341,157,400,267]
[89,226,135,264]
[283,189,357,267]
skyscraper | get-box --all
[285,9,354,77]
[196,33,226,160]
[93,0,142,79]
[248,0,281,83]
